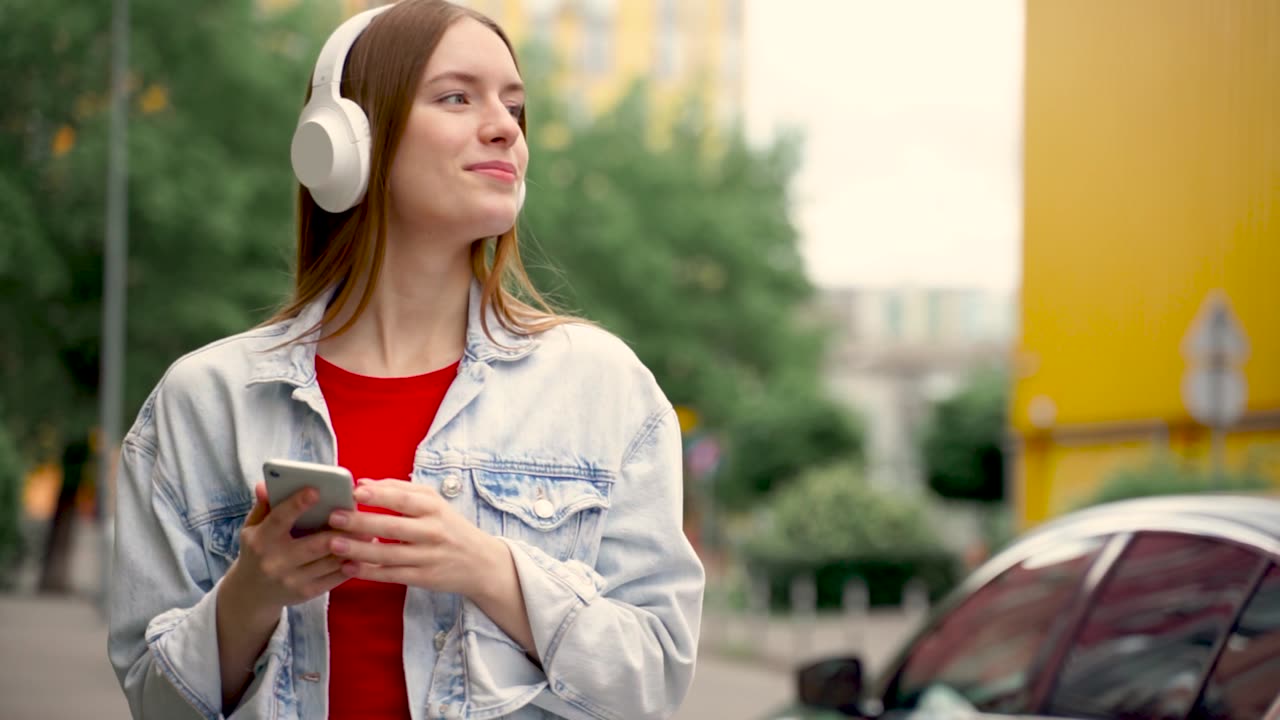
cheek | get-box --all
[516,138,530,172]
[394,113,453,180]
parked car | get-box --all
[765,494,1280,720]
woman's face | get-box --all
[388,17,528,242]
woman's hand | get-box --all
[325,479,507,600]
[216,482,372,710]
[221,482,369,620]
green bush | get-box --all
[920,368,1007,502]
[1079,456,1272,510]
[740,463,961,610]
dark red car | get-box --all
[774,494,1280,720]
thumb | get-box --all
[245,482,270,527]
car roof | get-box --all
[1021,493,1280,551]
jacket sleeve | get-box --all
[469,405,706,720]
[107,393,291,720]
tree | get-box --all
[1,0,331,583]
[920,367,1008,502]
[1,5,862,573]
[1,0,328,454]
[519,78,864,508]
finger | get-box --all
[353,481,438,517]
[284,529,360,567]
[295,554,344,581]
[329,510,432,543]
[244,484,270,527]
[349,563,416,585]
[330,536,420,566]
[311,566,357,594]
[264,486,319,537]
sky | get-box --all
[742,0,1025,292]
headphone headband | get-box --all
[310,5,393,96]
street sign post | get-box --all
[1181,291,1249,482]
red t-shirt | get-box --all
[316,354,459,720]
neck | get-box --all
[318,229,475,378]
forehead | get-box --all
[424,17,520,82]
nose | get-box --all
[481,99,521,147]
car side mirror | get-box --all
[796,657,866,717]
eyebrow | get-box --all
[423,70,524,95]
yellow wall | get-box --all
[1015,0,1280,526]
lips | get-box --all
[466,161,517,183]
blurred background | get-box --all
[1,0,1277,718]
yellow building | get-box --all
[1012,0,1280,528]
[343,0,745,139]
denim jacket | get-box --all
[106,282,705,720]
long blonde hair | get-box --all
[268,0,572,343]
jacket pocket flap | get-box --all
[471,469,611,532]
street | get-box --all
[0,595,130,720]
[0,592,793,720]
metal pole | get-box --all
[96,0,130,613]
[1208,353,1224,487]
[1210,427,1225,487]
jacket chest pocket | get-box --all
[470,468,612,563]
[200,503,252,585]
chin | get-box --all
[469,202,520,237]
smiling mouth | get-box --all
[469,167,517,183]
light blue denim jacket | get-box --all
[107,282,705,720]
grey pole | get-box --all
[97,0,129,613]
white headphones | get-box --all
[292,3,528,216]
[291,5,391,213]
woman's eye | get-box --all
[441,93,467,105]
[507,104,525,120]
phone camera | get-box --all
[269,470,280,478]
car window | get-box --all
[1046,532,1263,720]
[884,535,1106,714]
[1190,562,1280,720]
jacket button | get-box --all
[440,475,462,499]
[533,499,554,519]
[434,630,448,651]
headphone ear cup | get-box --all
[291,97,372,213]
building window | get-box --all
[581,0,614,77]
[654,0,681,79]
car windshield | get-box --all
[886,536,1105,713]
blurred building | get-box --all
[341,0,745,136]
[820,286,1015,493]
[1012,0,1280,528]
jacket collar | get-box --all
[247,279,537,388]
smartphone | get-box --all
[263,459,355,533]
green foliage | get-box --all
[520,76,864,507]
[1,0,328,452]
[717,381,865,510]
[1078,456,1272,510]
[2,11,860,513]
[0,422,23,587]
[740,463,959,608]
[920,367,1007,502]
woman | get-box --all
[106,2,705,718]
